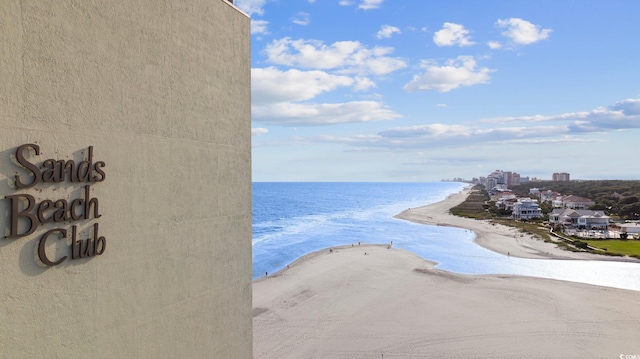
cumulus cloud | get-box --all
[252,101,401,126]
[264,37,407,75]
[252,128,269,136]
[359,0,384,10]
[568,99,640,132]
[403,56,495,92]
[338,0,384,10]
[234,0,267,16]
[487,41,502,49]
[481,98,640,132]
[251,19,269,35]
[253,35,406,127]
[609,98,640,115]
[496,18,552,45]
[252,67,355,104]
[377,25,401,39]
[353,77,377,91]
[292,12,310,26]
[251,67,399,126]
[433,22,475,47]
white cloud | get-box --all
[609,98,640,115]
[280,98,640,151]
[234,0,267,16]
[252,128,269,136]
[433,22,475,47]
[253,101,401,126]
[487,41,502,49]
[382,124,470,138]
[376,25,401,39]
[338,0,383,10]
[374,98,640,149]
[251,67,396,126]
[292,12,310,26]
[353,77,377,91]
[251,19,269,35]
[252,67,355,104]
[481,98,640,132]
[359,0,384,10]
[403,56,495,93]
[496,18,552,45]
[436,103,448,108]
[316,123,572,150]
[264,37,407,75]
[568,99,640,132]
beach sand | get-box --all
[253,189,640,358]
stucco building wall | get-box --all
[0,1,251,357]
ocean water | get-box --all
[252,182,640,291]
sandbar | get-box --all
[253,245,640,358]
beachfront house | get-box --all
[539,190,562,204]
[549,209,609,230]
[561,195,595,209]
[512,198,542,220]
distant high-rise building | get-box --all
[503,172,513,186]
[512,172,521,186]
[552,172,571,181]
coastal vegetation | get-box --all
[450,185,551,241]
[450,185,640,258]
[510,180,640,220]
[449,186,492,219]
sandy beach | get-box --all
[395,187,639,262]
[254,189,640,358]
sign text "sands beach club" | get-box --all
[4,144,106,266]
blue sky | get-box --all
[236,0,640,182]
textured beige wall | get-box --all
[0,1,251,357]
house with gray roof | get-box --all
[549,209,609,230]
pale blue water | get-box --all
[252,182,640,291]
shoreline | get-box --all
[254,243,395,282]
[256,187,638,281]
[395,187,640,262]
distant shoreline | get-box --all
[394,187,640,262]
